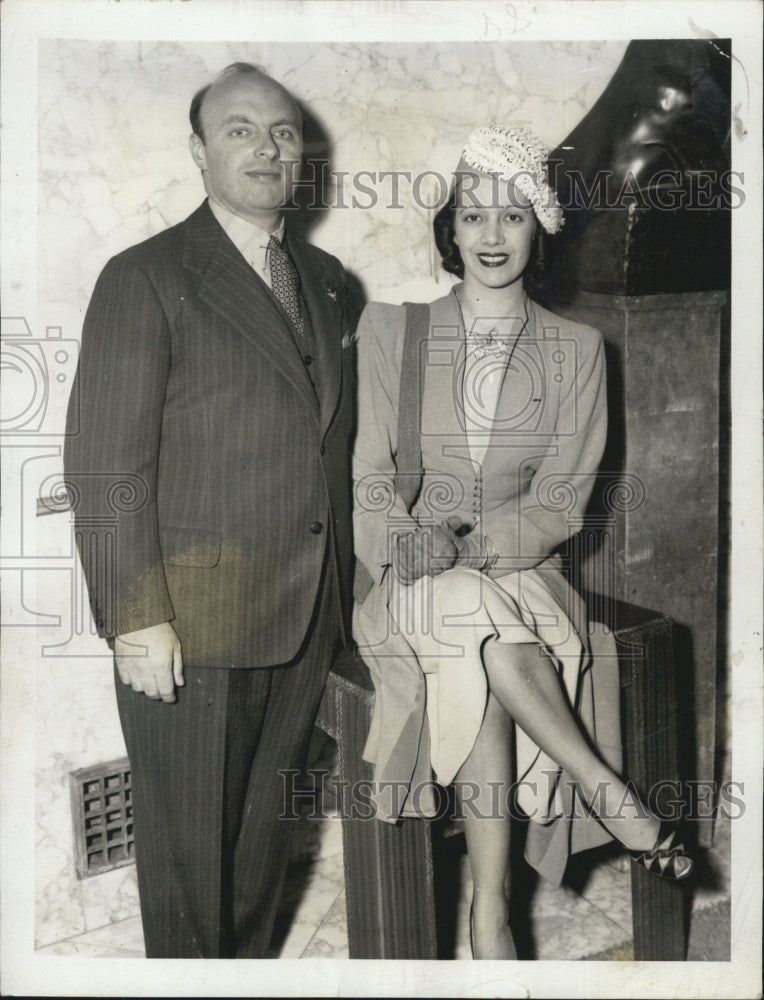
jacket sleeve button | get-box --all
[310,521,324,534]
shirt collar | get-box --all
[208,196,286,272]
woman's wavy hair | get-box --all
[433,182,554,303]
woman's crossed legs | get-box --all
[421,569,669,958]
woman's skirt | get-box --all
[353,560,623,885]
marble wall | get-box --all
[32,37,627,946]
[38,38,628,433]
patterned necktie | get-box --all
[268,236,304,336]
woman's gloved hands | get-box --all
[392,522,459,584]
[392,517,497,584]
[444,515,493,570]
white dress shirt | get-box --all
[208,196,285,289]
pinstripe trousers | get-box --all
[115,556,342,958]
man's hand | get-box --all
[392,523,459,585]
[114,622,184,703]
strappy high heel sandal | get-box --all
[630,822,694,881]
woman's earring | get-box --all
[534,231,545,270]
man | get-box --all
[64,62,357,958]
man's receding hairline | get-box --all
[199,67,302,129]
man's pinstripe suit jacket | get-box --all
[64,199,357,668]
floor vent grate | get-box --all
[69,757,134,879]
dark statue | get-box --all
[544,39,732,299]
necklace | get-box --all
[454,288,530,360]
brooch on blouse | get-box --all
[456,289,530,360]
[465,329,518,360]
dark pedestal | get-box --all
[553,290,727,846]
[315,658,438,959]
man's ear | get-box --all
[189,132,206,171]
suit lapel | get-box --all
[182,202,319,419]
[419,291,476,479]
[286,233,343,433]
[427,290,469,442]
[480,298,558,478]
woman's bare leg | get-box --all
[454,693,517,959]
[482,638,660,853]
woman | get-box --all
[352,124,692,960]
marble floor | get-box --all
[37,795,731,962]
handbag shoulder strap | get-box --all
[393,302,430,513]
[353,301,429,606]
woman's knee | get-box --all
[484,638,547,680]
[430,568,484,618]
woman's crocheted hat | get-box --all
[456,124,564,234]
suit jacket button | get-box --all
[304,354,313,365]
[310,521,324,534]
[320,445,326,456]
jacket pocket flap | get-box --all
[160,526,221,568]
